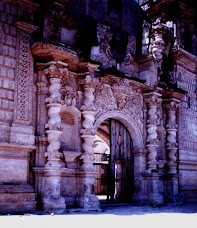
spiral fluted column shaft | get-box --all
[82,87,95,110]
[44,62,67,167]
[165,99,179,174]
[144,92,162,173]
[78,74,100,209]
[80,76,98,171]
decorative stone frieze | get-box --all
[44,61,68,167]
[144,92,162,173]
[164,98,180,174]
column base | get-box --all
[164,174,183,205]
[42,196,66,213]
[78,193,100,209]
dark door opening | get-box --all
[94,118,134,204]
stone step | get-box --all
[0,192,36,202]
[0,184,37,214]
[0,201,37,214]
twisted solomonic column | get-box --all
[164,99,180,174]
[144,92,162,173]
[80,75,98,171]
[44,61,68,167]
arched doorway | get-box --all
[94,118,134,203]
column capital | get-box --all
[163,98,180,111]
[80,75,99,88]
[44,61,68,80]
[143,92,162,106]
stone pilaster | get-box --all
[164,98,180,174]
[10,20,38,145]
[144,92,162,173]
[79,75,100,209]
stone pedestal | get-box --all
[34,167,66,212]
[0,142,37,213]
[78,171,100,209]
[164,174,182,204]
[142,172,164,205]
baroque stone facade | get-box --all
[0,0,197,213]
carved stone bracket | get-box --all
[144,92,162,173]
[44,61,68,167]
[164,98,180,174]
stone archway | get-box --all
[94,110,143,150]
[93,111,144,203]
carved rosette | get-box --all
[144,92,162,173]
[164,99,180,174]
[44,62,68,167]
[80,75,98,171]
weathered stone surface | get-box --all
[0,0,197,214]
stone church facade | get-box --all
[0,0,197,213]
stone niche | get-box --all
[59,108,80,153]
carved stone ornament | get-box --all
[90,23,137,76]
[48,2,77,41]
[142,20,151,55]
[60,75,78,108]
[94,75,143,123]
[16,31,31,121]
[150,18,174,78]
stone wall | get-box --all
[177,51,197,202]
[0,1,17,142]
[0,0,38,213]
